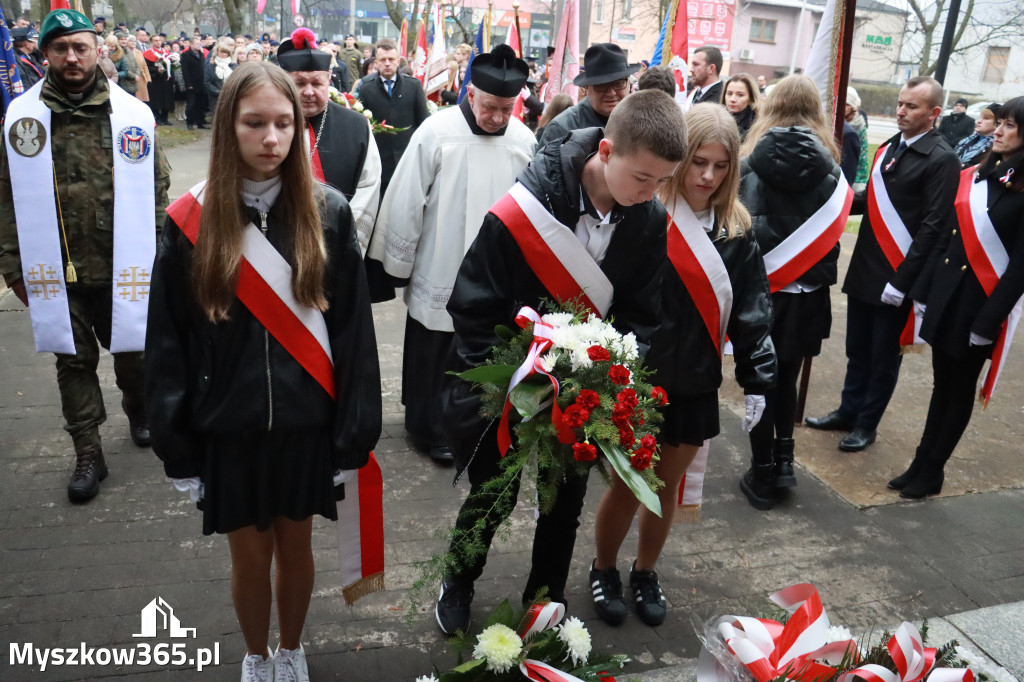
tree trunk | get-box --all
[2,0,19,22]
[222,0,245,34]
[112,0,134,29]
[31,0,46,25]
[382,0,407,31]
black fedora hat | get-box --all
[574,43,638,86]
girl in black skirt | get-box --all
[590,104,775,627]
[738,74,845,510]
[146,61,381,681]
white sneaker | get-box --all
[241,649,275,682]
[274,645,310,682]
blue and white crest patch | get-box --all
[117,126,151,164]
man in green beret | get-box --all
[0,9,172,503]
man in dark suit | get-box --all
[806,76,961,451]
[355,38,429,196]
[180,36,208,130]
[686,46,723,109]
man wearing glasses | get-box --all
[536,43,638,147]
[0,9,171,504]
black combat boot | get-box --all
[773,438,797,488]
[123,399,151,448]
[67,448,108,503]
[740,463,775,510]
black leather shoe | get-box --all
[123,399,151,448]
[838,428,876,452]
[805,410,853,431]
[429,444,454,464]
[67,449,108,503]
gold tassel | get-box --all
[674,503,702,524]
[341,571,385,605]
[899,344,924,355]
[65,261,77,284]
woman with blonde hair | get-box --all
[103,34,132,92]
[737,73,845,509]
[534,93,573,141]
[205,39,236,114]
[721,73,759,139]
[146,60,382,682]
[590,103,775,627]
[127,36,150,101]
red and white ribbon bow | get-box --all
[497,307,576,456]
[703,583,857,682]
[518,602,616,682]
[838,623,974,682]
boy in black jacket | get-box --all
[434,89,687,635]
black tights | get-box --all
[748,358,804,466]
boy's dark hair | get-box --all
[695,45,723,74]
[605,89,687,162]
[637,66,676,97]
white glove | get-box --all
[914,301,926,318]
[172,477,203,503]
[970,332,993,346]
[880,283,905,307]
[742,395,766,432]
[333,469,352,486]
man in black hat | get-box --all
[938,97,975,148]
[537,42,637,147]
[367,44,537,464]
[277,27,381,255]
[11,27,45,90]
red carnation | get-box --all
[631,448,653,471]
[573,441,598,462]
[576,389,601,410]
[640,434,657,450]
[587,345,611,362]
[612,403,634,422]
[608,364,631,386]
[619,428,636,448]
[562,404,590,429]
[651,386,669,406]
[617,388,638,410]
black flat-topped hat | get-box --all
[469,44,529,98]
[276,27,331,72]
[573,43,638,86]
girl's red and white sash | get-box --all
[665,198,733,357]
[866,143,922,349]
[763,175,853,293]
[489,182,614,318]
[954,167,1023,405]
[165,181,336,398]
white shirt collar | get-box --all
[900,131,928,148]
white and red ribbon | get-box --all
[335,453,386,604]
[497,307,576,456]
[763,175,853,293]
[519,601,566,641]
[838,622,974,682]
[955,167,1024,405]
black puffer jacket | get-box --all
[535,99,608,148]
[145,185,382,478]
[741,126,842,289]
[645,215,776,396]
[441,127,667,475]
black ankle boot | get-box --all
[67,448,108,503]
[888,448,927,490]
[899,466,944,499]
[740,463,775,510]
[122,399,151,447]
[773,438,796,488]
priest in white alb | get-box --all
[367,44,536,463]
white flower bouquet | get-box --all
[328,86,408,135]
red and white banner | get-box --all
[665,198,732,356]
[954,167,1024,405]
[545,0,579,103]
[677,439,709,520]
[335,452,385,604]
[763,175,852,293]
[424,3,449,95]
[166,182,336,398]
[412,18,428,85]
[490,183,613,318]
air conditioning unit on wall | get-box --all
[739,48,755,60]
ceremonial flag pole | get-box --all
[485,0,493,52]
[424,2,450,95]
[659,0,689,106]
[508,5,525,120]
[512,0,523,57]
[0,5,24,115]
[545,0,579,103]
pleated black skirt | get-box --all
[770,288,832,362]
[658,390,720,447]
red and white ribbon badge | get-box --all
[518,602,608,682]
[497,307,576,456]
[705,583,857,682]
[839,622,974,682]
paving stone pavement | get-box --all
[1,137,1022,681]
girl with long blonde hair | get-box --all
[590,103,775,627]
[741,74,839,160]
[146,60,382,682]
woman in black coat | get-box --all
[893,96,1024,499]
[738,74,845,510]
[721,73,759,140]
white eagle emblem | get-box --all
[9,118,46,158]
[57,12,73,27]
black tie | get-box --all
[896,140,908,153]
[693,88,701,101]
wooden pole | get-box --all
[512,0,522,58]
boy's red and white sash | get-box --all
[763,175,853,293]
[165,181,336,398]
[866,143,921,348]
[335,453,386,604]
[489,182,614,318]
[954,167,1023,405]
[665,198,733,356]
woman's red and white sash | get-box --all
[763,175,853,293]
[866,143,921,348]
[165,181,336,398]
[335,453,386,604]
[665,198,733,356]
[954,167,1023,405]
[489,182,614,318]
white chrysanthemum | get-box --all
[539,351,559,373]
[615,332,639,360]
[825,625,854,643]
[362,109,373,118]
[414,676,439,682]
[541,312,574,327]
[549,325,581,352]
[556,616,592,667]
[473,624,522,673]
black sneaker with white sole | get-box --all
[629,562,667,626]
[589,561,628,625]
[435,580,474,635]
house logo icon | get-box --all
[133,597,197,638]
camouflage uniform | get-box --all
[0,68,171,455]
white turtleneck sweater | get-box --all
[241,176,282,214]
